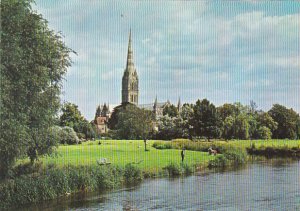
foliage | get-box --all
[152,142,172,149]
[217,103,240,121]
[191,99,221,140]
[208,148,247,168]
[108,102,135,129]
[234,114,250,140]
[156,115,184,140]
[163,163,181,176]
[60,103,85,128]
[60,102,95,139]
[124,163,142,184]
[208,155,228,168]
[163,104,179,117]
[246,144,300,158]
[94,105,102,123]
[222,116,235,140]
[114,104,153,140]
[0,165,126,209]
[60,126,79,145]
[268,104,300,139]
[257,126,272,140]
[0,0,73,177]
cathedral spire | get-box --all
[177,97,182,113]
[122,29,139,105]
[154,95,158,108]
[126,28,134,69]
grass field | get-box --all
[172,139,300,147]
[35,139,300,174]
[40,140,213,173]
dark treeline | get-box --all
[108,99,300,141]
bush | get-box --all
[208,155,228,168]
[152,141,172,150]
[208,148,247,168]
[13,161,43,177]
[0,165,129,210]
[224,148,247,166]
[163,163,181,176]
[181,163,194,175]
[124,164,142,184]
[60,126,79,145]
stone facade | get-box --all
[122,29,139,105]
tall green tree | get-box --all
[0,0,73,176]
[60,103,85,129]
[60,102,95,139]
[268,104,300,139]
[191,99,221,140]
[114,105,153,140]
[163,104,179,118]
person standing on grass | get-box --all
[181,148,185,162]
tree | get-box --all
[156,115,184,140]
[268,104,300,139]
[163,104,179,118]
[60,103,85,129]
[0,0,73,176]
[191,99,221,140]
[60,102,95,140]
[114,105,153,141]
[217,103,240,121]
[94,105,101,123]
[234,114,250,140]
[108,102,135,130]
[222,116,235,140]
[180,104,194,138]
[254,112,278,139]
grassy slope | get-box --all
[41,140,213,173]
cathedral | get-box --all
[95,30,181,134]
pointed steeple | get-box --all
[177,97,182,113]
[153,95,158,109]
[122,29,139,105]
[126,28,134,70]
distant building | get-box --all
[95,103,110,134]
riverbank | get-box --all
[1,140,213,209]
[1,139,299,209]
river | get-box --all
[19,160,300,211]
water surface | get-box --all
[19,160,300,211]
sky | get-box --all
[33,0,300,121]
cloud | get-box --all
[34,1,300,120]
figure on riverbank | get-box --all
[208,147,217,156]
[181,148,185,162]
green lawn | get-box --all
[38,139,300,173]
[174,138,300,148]
[41,140,213,173]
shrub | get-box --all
[181,163,194,175]
[92,166,121,190]
[60,126,79,145]
[124,164,142,184]
[163,163,181,176]
[258,126,272,140]
[224,148,247,166]
[208,155,228,168]
[13,161,43,177]
[152,142,172,150]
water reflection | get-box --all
[17,160,300,211]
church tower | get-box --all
[122,29,139,105]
